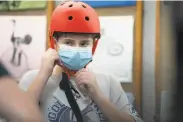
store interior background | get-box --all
[0,1,174,122]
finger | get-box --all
[77,84,88,93]
[53,53,59,60]
[76,79,87,87]
[80,68,91,75]
[75,71,88,82]
[75,74,85,84]
[51,51,58,57]
[77,68,88,75]
[55,55,59,60]
[78,84,88,91]
[47,48,52,51]
[77,81,90,93]
[52,55,59,65]
[84,67,90,72]
[75,68,85,77]
[83,68,88,71]
[50,48,56,51]
[78,74,90,82]
[51,50,57,56]
[48,48,55,52]
[51,54,59,61]
[49,49,57,55]
[76,74,90,85]
[52,49,58,54]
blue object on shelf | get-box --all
[81,1,136,8]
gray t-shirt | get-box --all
[18,68,143,122]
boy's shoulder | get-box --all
[18,69,60,92]
[18,69,39,91]
[19,69,62,104]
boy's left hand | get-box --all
[75,68,102,99]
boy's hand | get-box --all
[40,48,59,77]
[75,68,102,99]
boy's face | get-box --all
[55,33,93,50]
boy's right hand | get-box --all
[39,48,59,77]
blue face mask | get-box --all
[58,45,92,71]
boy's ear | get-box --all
[52,37,57,50]
[54,44,56,50]
[54,42,58,50]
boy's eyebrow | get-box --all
[80,40,90,42]
[64,38,75,41]
[64,38,90,42]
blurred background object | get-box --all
[0,1,47,81]
[0,1,47,11]
[0,16,46,80]
[169,1,183,122]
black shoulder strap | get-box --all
[59,72,83,122]
[0,63,10,77]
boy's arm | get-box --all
[19,48,59,103]
[27,65,63,103]
[91,75,144,122]
[19,69,49,104]
[93,91,136,122]
[27,70,51,103]
[75,69,142,122]
[108,76,144,122]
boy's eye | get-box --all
[64,41,72,46]
[80,42,89,47]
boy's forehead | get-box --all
[59,33,93,41]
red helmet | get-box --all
[49,1,100,54]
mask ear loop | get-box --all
[54,39,66,71]
[92,39,99,55]
[52,39,72,79]
[55,58,72,79]
[49,31,55,49]
[83,39,98,68]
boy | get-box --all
[19,1,144,122]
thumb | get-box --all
[85,66,93,73]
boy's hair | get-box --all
[53,32,100,41]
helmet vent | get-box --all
[68,16,73,20]
[85,16,89,21]
[69,4,73,7]
[82,5,86,8]
[60,3,65,6]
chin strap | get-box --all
[56,60,77,77]
[59,72,84,122]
